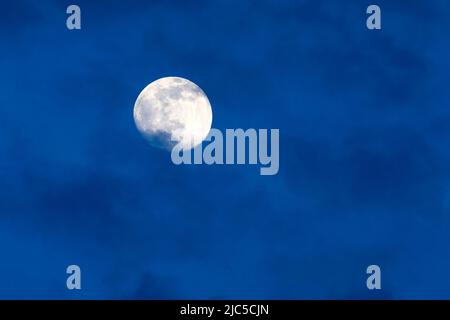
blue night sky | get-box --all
[1,0,450,299]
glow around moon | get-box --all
[134,77,213,151]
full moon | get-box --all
[133,77,213,151]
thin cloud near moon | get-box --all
[134,77,213,151]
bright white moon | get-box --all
[134,77,213,151]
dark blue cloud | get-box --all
[1,0,450,298]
